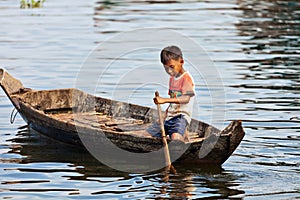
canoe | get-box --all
[0,68,245,169]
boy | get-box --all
[146,45,195,142]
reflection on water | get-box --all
[0,0,299,199]
[230,0,300,130]
[2,127,245,199]
[235,0,300,91]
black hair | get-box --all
[160,45,183,64]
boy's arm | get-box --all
[154,95,191,105]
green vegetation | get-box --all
[20,0,45,9]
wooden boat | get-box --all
[0,68,245,168]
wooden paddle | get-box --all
[155,91,176,173]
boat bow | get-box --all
[0,68,24,96]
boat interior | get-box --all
[0,67,221,143]
[17,88,220,142]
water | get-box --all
[0,0,299,199]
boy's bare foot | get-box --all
[171,132,184,142]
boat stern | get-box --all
[222,120,245,158]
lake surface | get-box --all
[0,0,299,199]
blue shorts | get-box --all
[146,114,188,138]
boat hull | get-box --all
[0,68,245,166]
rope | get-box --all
[10,107,19,124]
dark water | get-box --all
[0,0,299,199]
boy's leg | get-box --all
[171,132,185,141]
[165,114,187,142]
[144,122,162,138]
[183,129,190,142]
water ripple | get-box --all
[0,0,299,199]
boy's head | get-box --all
[160,45,183,65]
[160,46,185,77]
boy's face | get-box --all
[163,58,184,77]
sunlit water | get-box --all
[0,0,299,199]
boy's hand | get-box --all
[153,96,165,104]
